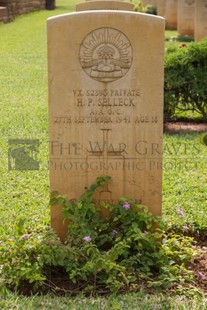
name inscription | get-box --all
[54,87,159,125]
[73,89,140,107]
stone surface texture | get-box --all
[177,0,195,36]
[156,0,165,17]
[47,11,165,240]
[76,0,134,11]
[165,0,177,30]
[195,0,207,41]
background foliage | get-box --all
[164,40,207,121]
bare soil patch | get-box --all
[188,246,207,292]
[164,122,207,134]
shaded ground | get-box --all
[12,237,207,296]
[188,245,207,292]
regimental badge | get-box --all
[80,28,133,83]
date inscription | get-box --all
[54,115,158,124]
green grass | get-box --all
[1,291,207,309]
[163,133,207,232]
[0,0,207,308]
[0,0,80,239]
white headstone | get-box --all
[47,11,165,240]
[76,0,134,11]
[177,0,195,37]
[165,0,177,30]
[195,0,207,41]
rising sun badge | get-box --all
[79,28,133,83]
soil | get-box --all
[188,245,207,292]
[164,122,207,133]
[19,245,207,296]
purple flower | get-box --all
[144,231,148,236]
[21,234,31,240]
[83,236,91,243]
[177,209,184,216]
[123,202,130,210]
[112,229,118,235]
[183,225,189,230]
[198,271,205,279]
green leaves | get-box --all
[0,177,196,294]
[16,218,26,235]
[43,177,195,293]
[164,39,207,121]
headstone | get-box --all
[177,0,195,37]
[76,0,134,11]
[85,0,124,1]
[86,0,124,1]
[194,0,207,41]
[47,11,165,240]
[0,6,8,23]
[156,0,165,17]
[165,0,177,30]
[142,0,157,7]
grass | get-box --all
[0,0,207,308]
[1,291,207,309]
[163,133,207,232]
[0,0,79,239]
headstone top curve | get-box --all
[47,10,165,23]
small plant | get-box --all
[0,177,196,295]
[145,5,157,15]
[0,222,61,290]
[48,176,195,293]
[134,1,157,15]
